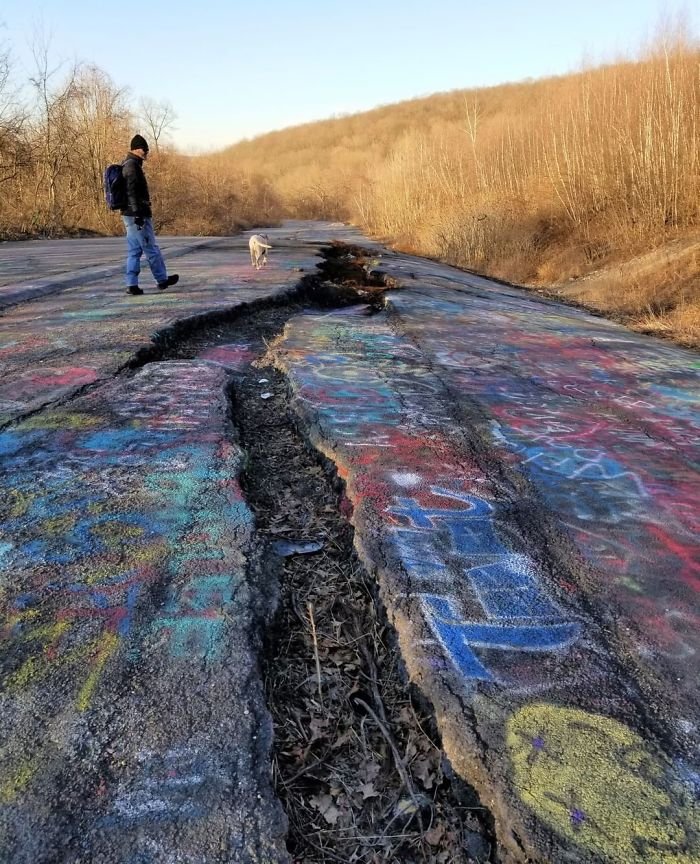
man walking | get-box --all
[121,134,179,296]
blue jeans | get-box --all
[122,216,168,286]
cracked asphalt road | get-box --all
[1,223,698,863]
[0,230,328,863]
[269,245,699,863]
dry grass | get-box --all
[554,237,700,346]
[635,300,700,346]
[215,31,699,345]
[2,26,698,344]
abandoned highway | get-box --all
[0,222,698,864]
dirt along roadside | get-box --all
[540,236,700,348]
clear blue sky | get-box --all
[1,1,695,152]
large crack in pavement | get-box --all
[153,245,626,863]
[167,298,497,863]
[257,266,699,863]
[3,231,697,864]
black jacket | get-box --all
[121,153,152,218]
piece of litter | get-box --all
[258,378,269,383]
[394,798,419,817]
[271,540,324,557]
[260,392,273,399]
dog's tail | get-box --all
[258,242,272,249]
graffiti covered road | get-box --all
[0,230,330,863]
[0,236,221,309]
[269,238,699,863]
[1,223,698,863]
[0,233,321,426]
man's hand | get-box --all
[134,216,145,228]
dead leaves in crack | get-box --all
[256,457,490,861]
[233,355,493,863]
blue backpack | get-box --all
[104,163,127,211]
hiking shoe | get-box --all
[126,285,144,295]
[157,274,179,290]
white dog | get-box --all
[249,234,272,270]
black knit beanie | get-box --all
[130,134,149,153]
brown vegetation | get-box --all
[1,31,697,343]
[0,39,285,239]
[218,34,698,345]
[553,237,700,346]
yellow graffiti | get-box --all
[0,754,41,803]
[5,489,33,519]
[507,704,700,863]
[4,619,120,712]
[93,521,144,544]
[39,514,77,536]
[1,608,39,637]
[5,621,70,689]
[16,411,100,430]
[76,632,119,712]
[86,539,169,584]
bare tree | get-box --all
[28,27,80,230]
[463,94,483,192]
[69,65,131,214]
[139,97,177,152]
[0,38,29,186]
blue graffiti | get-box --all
[440,517,505,556]
[467,556,562,620]
[393,530,448,580]
[16,511,164,565]
[388,491,492,527]
[152,617,225,659]
[387,486,580,683]
[422,595,580,682]
[66,582,141,636]
[153,575,240,660]
[165,575,235,613]
[389,492,505,558]
[0,431,33,456]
